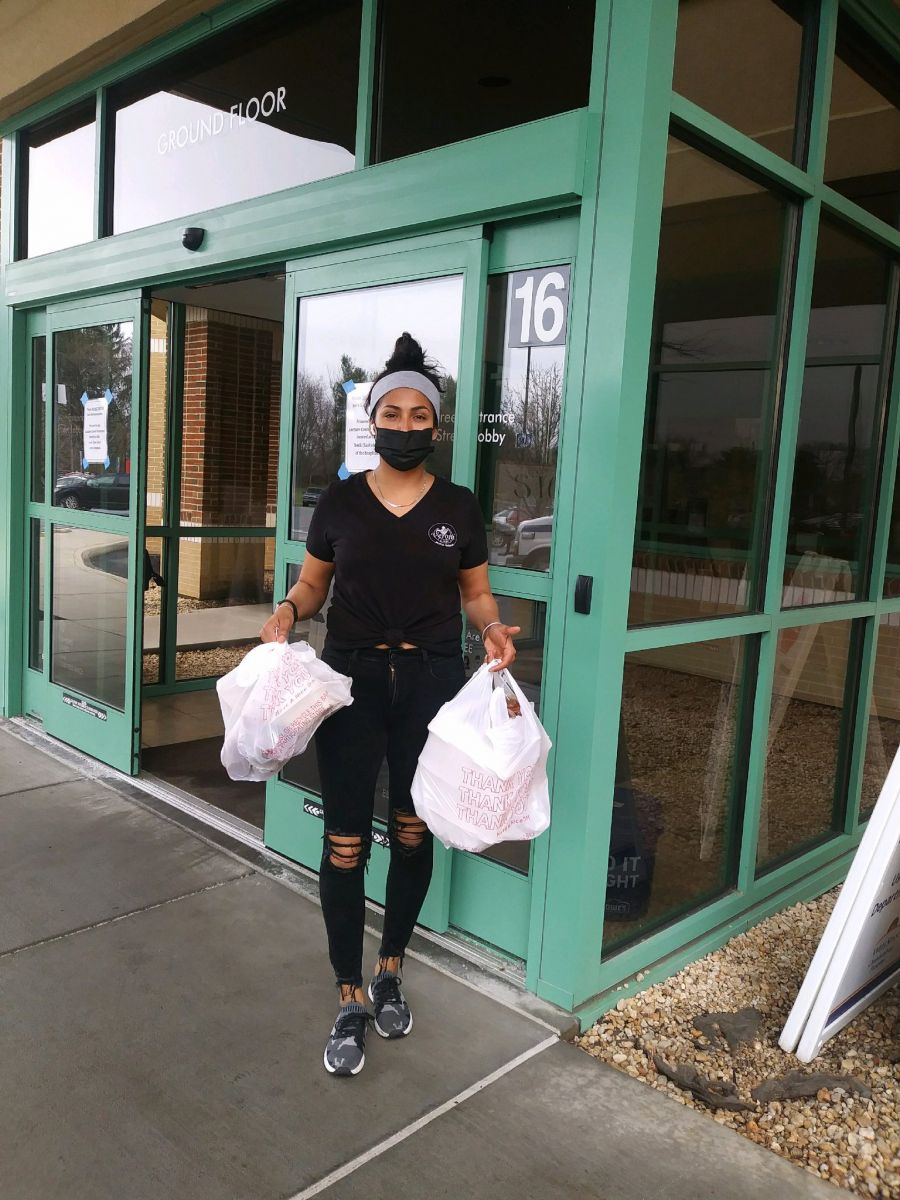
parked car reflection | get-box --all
[510,514,553,570]
[54,471,130,511]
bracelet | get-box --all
[481,620,503,642]
[276,597,299,624]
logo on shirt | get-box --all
[428,523,458,548]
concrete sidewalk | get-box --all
[0,722,834,1200]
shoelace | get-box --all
[334,1008,370,1040]
[371,975,403,1007]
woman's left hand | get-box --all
[484,624,521,672]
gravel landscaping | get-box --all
[578,888,899,1197]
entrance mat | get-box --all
[142,735,265,828]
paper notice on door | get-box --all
[342,380,378,474]
[81,389,112,468]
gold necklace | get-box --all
[372,471,429,510]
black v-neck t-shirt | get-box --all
[305,472,488,655]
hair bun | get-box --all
[385,332,426,372]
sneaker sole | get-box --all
[367,981,413,1039]
[323,1044,365,1076]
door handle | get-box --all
[574,574,593,615]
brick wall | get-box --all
[179,306,281,600]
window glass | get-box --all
[860,614,900,823]
[757,618,858,873]
[110,0,360,235]
[290,275,463,540]
[825,13,900,227]
[146,301,169,528]
[28,519,45,672]
[31,336,47,503]
[783,220,895,607]
[603,635,751,953]
[630,139,790,626]
[673,0,807,163]
[51,526,129,709]
[373,0,594,162]
[23,104,95,258]
[53,323,133,516]
[477,270,569,573]
[142,536,165,686]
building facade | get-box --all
[0,0,897,1026]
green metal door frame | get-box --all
[31,289,149,774]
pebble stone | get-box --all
[577,889,900,1198]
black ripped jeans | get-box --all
[315,645,466,987]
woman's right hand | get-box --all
[260,604,295,644]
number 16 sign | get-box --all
[507,265,570,349]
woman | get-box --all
[260,333,518,1077]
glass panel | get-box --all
[142,536,166,685]
[373,0,594,163]
[783,220,894,606]
[110,0,360,235]
[673,0,807,163]
[757,619,857,873]
[825,12,900,227]
[860,615,900,823]
[23,104,95,258]
[180,307,282,528]
[51,525,129,709]
[171,536,273,681]
[146,301,169,527]
[461,596,546,873]
[31,336,47,503]
[477,270,570,572]
[604,635,750,953]
[291,275,464,540]
[28,519,45,672]
[630,139,789,627]
[53,322,133,515]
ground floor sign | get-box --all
[781,751,900,1062]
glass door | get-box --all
[28,293,148,773]
[266,217,579,961]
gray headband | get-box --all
[368,370,441,420]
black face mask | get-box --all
[372,426,435,471]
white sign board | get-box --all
[780,746,900,1062]
[81,389,112,468]
[342,380,378,474]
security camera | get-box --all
[182,227,206,251]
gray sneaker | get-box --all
[323,1002,369,1075]
[367,971,413,1038]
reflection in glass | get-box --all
[171,537,273,681]
[142,536,166,685]
[476,271,569,572]
[146,301,169,527]
[825,13,900,227]
[603,636,750,952]
[53,323,133,514]
[630,139,789,626]
[29,519,45,672]
[860,615,900,822]
[783,221,894,606]
[757,619,856,872]
[373,0,593,162]
[462,597,546,873]
[110,1,360,235]
[291,276,463,540]
[179,307,282,528]
[673,0,807,163]
[23,104,96,258]
[51,526,129,709]
[31,336,46,502]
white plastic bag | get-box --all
[411,663,551,852]
[217,641,352,782]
